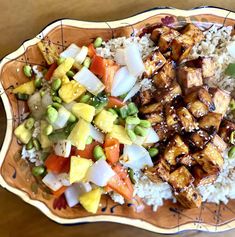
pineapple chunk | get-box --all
[68,119,90,150]
[72,103,95,122]
[59,80,86,103]
[108,125,132,145]
[14,123,32,144]
[61,75,70,85]
[69,156,93,184]
[40,120,53,148]
[79,188,102,214]
[52,57,75,79]
[13,80,35,95]
[94,110,117,133]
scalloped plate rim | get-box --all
[0,6,235,234]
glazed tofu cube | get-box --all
[158,29,180,53]
[209,87,231,116]
[164,135,189,165]
[153,122,171,141]
[175,187,202,208]
[140,102,164,124]
[198,112,222,133]
[153,60,176,88]
[144,50,166,77]
[165,103,179,129]
[212,134,227,152]
[197,87,215,111]
[185,57,215,78]
[171,34,194,61]
[177,66,203,89]
[179,155,196,167]
[189,130,210,149]
[192,143,224,174]
[176,107,198,132]
[181,23,204,44]
[150,26,171,43]
[168,166,194,191]
[144,158,171,183]
[139,89,153,106]
[219,119,235,143]
[192,165,217,187]
[155,81,182,104]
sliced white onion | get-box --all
[52,106,71,130]
[41,92,53,108]
[54,140,71,158]
[77,182,92,193]
[27,92,45,119]
[64,184,80,207]
[123,82,141,102]
[124,43,145,77]
[73,67,105,96]
[57,173,71,186]
[89,124,104,143]
[114,48,126,65]
[111,66,137,97]
[123,144,153,170]
[42,172,63,191]
[144,127,159,144]
[60,43,80,59]
[75,46,88,64]
[87,159,115,186]
[227,41,235,59]
[62,101,76,112]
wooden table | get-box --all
[0,1,235,236]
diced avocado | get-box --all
[59,80,86,103]
[52,57,75,78]
[13,80,35,95]
[94,110,117,133]
[108,125,132,145]
[68,119,90,150]
[40,120,53,148]
[69,156,93,184]
[72,103,95,122]
[14,123,32,144]
[79,188,102,214]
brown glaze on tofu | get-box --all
[197,87,215,111]
[212,134,227,153]
[180,23,204,44]
[153,60,176,88]
[189,130,210,149]
[178,155,196,167]
[144,50,166,78]
[150,26,171,43]
[165,103,179,129]
[198,112,222,133]
[177,66,203,89]
[138,89,153,106]
[209,87,231,116]
[153,122,171,141]
[219,119,235,143]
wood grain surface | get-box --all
[0,1,235,236]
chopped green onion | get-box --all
[83,57,91,68]
[94,37,103,48]
[127,102,138,115]
[46,106,58,123]
[86,136,93,145]
[26,139,34,150]
[228,146,235,159]
[66,70,75,78]
[32,138,41,151]
[68,113,77,123]
[126,116,140,125]
[34,77,42,88]
[108,108,118,116]
[93,145,106,160]
[51,78,62,91]
[79,93,92,103]
[52,96,62,104]
[127,129,136,141]
[225,63,235,78]
[52,102,62,110]
[134,125,148,137]
[24,117,35,130]
[23,65,32,77]
[32,166,45,176]
[148,147,159,157]
[119,106,129,119]
[139,119,151,128]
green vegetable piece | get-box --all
[126,116,140,125]
[44,124,53,135]
[52,96,62,104]
[127,129,137,141]
[57,57,65,65]
[79,94,92,103]
[119,93,128,100]
[16,93,29,101]
[34,77,42,88]
[68,113,77,123]
[93,145,106,160]
[94,37,103,48]
[108,108,118,116]
[64,122,77,134]
[24,117,35,130]
[134,125,148,137]
[86,136,93,145]
[83,57,91,68]
[26,139,34,150]
[119,106,129,119]
[225,63,235,78]
[66,70,75,78]
[47,106,58,123]
[91,94,108,113]
[32,138,41,151]
[230,99,235,111]
[32,166,45,176]
[48,130,68,142]
[52,78,62,91]
[50,89,57,96]
[228,146,235,159]
[52,102,62,110]
[230,131,235,145]
[127,102,138,115]
[128,168,136,184]
[148,147,159,157]
[40,90,45,97]
[42,68,48,76]
[23,65,32,77]
[139,119,151,128]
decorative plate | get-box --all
[0,6,235,234]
